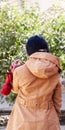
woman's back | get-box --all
[6,36,62,130]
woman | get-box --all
[6,35,62,130]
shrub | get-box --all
[0,4,65,102]
[0,4,42,101]
[41,7,65,70]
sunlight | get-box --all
[26,0,65,12]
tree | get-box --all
[0,4,41,101]
[0,4,65,102]
[41,6,65,70]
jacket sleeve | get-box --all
[53,81,62,118]
[12,69,19,93]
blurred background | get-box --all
[0,0,65,129]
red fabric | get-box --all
[0,83,12,95]
[0,72,13,96]
[0,59,22,96]
[5,72,13,83]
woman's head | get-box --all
[26,35,50,55]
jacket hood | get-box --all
[26,52,62,78]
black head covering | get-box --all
[26,35,50,55]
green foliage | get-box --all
[41,7,65,70]
[0,4,65,102]
[0,4,41,101]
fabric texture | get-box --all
[6,52,62,130]
[0,72,13,95]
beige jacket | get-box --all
[6,52,62,130]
